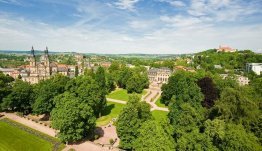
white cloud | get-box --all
[114,0,140,11]
[0,0,261,54]
[160,15,202,27]
[159,0,186,7]
[0,0,20,4]
[0,13,261,54]
[170,1,186,7]
[188,0,261,22]
[128,20,158,30]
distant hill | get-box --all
[0,50,193,58]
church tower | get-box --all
[43,46,50,67]
[29,46,36,67]
[44,47,50,76]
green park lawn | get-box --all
[152,110,169,122]
[0,119,64,151]
[106,88,147,102]
[155,97,168,108]
[96,102,125,126]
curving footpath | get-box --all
[143,89,169,112]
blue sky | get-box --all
[0,0,261,54]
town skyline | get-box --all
[0,0,262,54]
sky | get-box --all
[0,0,261,54]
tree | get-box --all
[134,120,175,151]
[95,66,106,94]
[212,87,259,126]
[197,77,219,108]
[250,77,262,98]
[220,123,261,151]
[1,80,34,114]
[175,129,217,151]
[204,119,226,147]
[168,102,216,150]
[161,71,203,107]
[105,73,115,94]
[126,73,148,93]
[116,95,152,150]
[32,74,70,114]
[66,75,106,117]
[18,74,22,79]
[118,67,132,88]
[75,66,79,77]
[168,103,205,138]
[0,72,14,109]
[51,92,96,143]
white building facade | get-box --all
[246,63,262,75]
[148,67,172,84]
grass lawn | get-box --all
[155,97,168,108]
[96,102,125,126]
[0,119,63,151]
[152,110,169,122]
[106,88,147,102]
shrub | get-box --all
[109,138,114,145]
[94,135,99,140]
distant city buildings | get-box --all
[217,45,236,53]
[246,63,262,75]
[148,67,172,84]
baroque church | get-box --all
[19,47,74,84]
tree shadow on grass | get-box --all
[101,104,115,116]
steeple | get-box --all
[31,46,35,56]
[45,46,48,55]
[30,46,36,67]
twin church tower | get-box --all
[22,46,70,84]
[28,46,51,83]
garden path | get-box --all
[1,112,117,151]
[143,88,169,112]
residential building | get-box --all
[246,63,262,75]
[220,74,250,86]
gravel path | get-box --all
[143,88,169,112]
